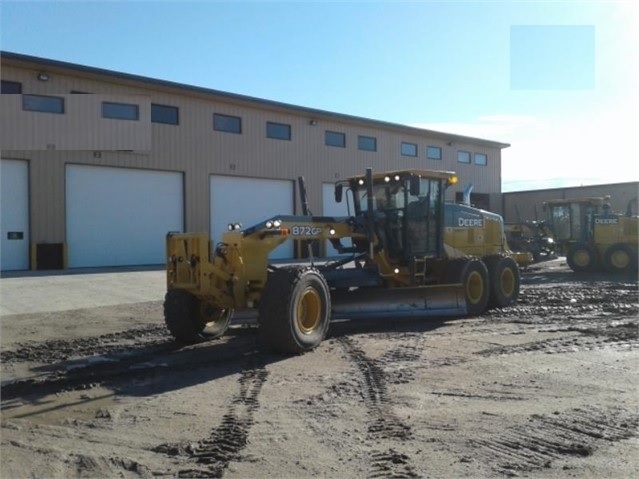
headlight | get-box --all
[273,219,282,228]
[329,228,336,235]
[265,221,273,229]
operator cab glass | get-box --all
[352,175,443,262]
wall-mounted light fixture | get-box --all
[446,141,453,146]
[37,72,50,81]
[309,120,318,126]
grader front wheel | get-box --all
[258,266,331,354]
[164,290,232,343]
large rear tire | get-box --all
[258,266,330,354]
[164,289,232,343]
[566,243,599,272]
[444,258,489,316]
[485,255,520,309]
[603,243,637,275]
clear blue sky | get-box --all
[1,1,638,191]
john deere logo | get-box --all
[595,218,618,225]
[458,217,483,227]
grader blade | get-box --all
[330,284,467,320]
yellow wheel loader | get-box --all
[164,168,522,354]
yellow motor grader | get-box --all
[164,168,522,354]
[541,196,638,274]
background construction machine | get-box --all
[546,196,639,275]
[542,197,606,255]
[164,168,522,354]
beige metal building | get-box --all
[1,51,509,271]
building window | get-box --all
[102,101,139,120]
[457,150,471,163]
[266,121,291,140]
[152,104,179,125]
[22,94,64,114]
[214,113,242,134]
[474,153,488,166]
[358,135,377,152]
[426,146,442,160]
[401,142,417,157]
[1,80,22,94]
[325,130,346,148]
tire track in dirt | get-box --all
[153,358,269,478]
[0,330,254,401]
[476,322,638,357]
[338,336,418,479]
[0,325,171,364]
[469,406,639,476]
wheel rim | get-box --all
[610,249,629,269]
[573,249,591,268]
[199,302,228,326]
[297,287,322,334]
[466,270,484,305]
[500,267,515,298]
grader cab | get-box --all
[164,168,522,354]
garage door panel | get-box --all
[210,176,294,259]
[66,165,183,268]
[1,159,29,270]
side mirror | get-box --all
[409,176,421,196]
[334,183,343,203]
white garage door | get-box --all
[66,164,183,268]
[322,182,352,257]
[210,175,294,259]
[1,159,29,271]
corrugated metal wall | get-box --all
[502,182,639,224]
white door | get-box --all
[322,182,352,257]
[66,164,183,268]
[210,175,294,259]
[1,159,29,270]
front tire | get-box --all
[164,290,232,343]
[258,267,331,354]
[485,255,520,309]
[164,289,203,343]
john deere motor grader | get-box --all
[164,168,521,354]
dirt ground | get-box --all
[1,258,638,479]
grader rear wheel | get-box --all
[258,266,330,354]
[444,258,489,316]
[567,243,599,272]
[485,255,520,309]
[603,243,637,275]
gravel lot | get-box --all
[1,258,637,478]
